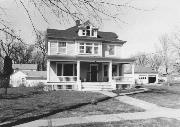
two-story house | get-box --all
[46,20,135,91]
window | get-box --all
[104,65,108,77]
[66,85,72,89]
[80,43,85,53]
[63,64,73,76]
[109,45,115,55]
[112,65,117,76]
[94,43,98,54]
[82,30,86,35]
[86,43,92,53]
[57,64,62,76]
[92,30,94,36]
[57,63,77,76]
[79,43,99,54]
[80,26,97,37]
[86,26,90,36]
[58,42,66,53]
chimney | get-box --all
[75,20,80,26]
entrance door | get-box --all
[90,64,98,82]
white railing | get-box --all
[112,76,134,83]
[58,76,77,82]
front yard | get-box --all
[46,98,144,119]
[62,118,180,127]
[129,84,180,108]
[0,87,107,125]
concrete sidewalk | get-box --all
[99,91,160,110]
[15,109,180,127]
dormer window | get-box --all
[86,26,90,36]
[82,30,86,35]
[79,25,97,37]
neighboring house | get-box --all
[46,20,135,91]
[124,66,158,84]
[10,71,47,87]
[12,64,37,72]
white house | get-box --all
[10,71,47,87]
[12,64,37,72]
[124,66,158,85]
[46,20,135,91]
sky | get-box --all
[1,0,180,58]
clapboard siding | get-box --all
[49,40,76,55]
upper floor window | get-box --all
[80,25,96,37]
[108,45,115,55]
[79,43,99,55]
[58,42,66,53]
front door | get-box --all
[90,64,98,82]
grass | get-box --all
[0,87,107,125]
[61,117,180,127]
[129,84,180,108]
[46,98,144,119]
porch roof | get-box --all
[47,55,134,63]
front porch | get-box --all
[46,58,135,91]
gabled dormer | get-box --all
[77,20,98,37]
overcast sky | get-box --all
[1,0,180,58]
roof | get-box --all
[125,66,158,74]
[12,64,37,70]
[22,71,47,79]
[47,22,126,43]
[47,55,134,63]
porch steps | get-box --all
[82,82,113,91]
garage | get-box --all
[148,75,157,83]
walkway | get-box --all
[98,91,160,110]
[15,91,180,127]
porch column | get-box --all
[47,60,50,82]
[77,60,82,90]
[108,61,112,82]
[131,63,135,85]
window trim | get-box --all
[57,41,67,54]
[108,45,115,56]
[79,42,99,55]
[56,62,77,76]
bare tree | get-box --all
[132,52,149,67]
[34,31,47,71]
[147,53,162,72]
[159,34,171,75]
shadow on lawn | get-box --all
[0,96,112,127]
[0,91,45,99]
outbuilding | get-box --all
[124,66,158,84]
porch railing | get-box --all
[112,76,134,83]
[58,76,77,82]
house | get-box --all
[46,20,135,91]
[124,66,158,84]
[12,64,37,72]
[10,70,47,87]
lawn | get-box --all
[62,117,180,127]
[46,98,144,119]
[0,87,107,125]
[129,84,180,108]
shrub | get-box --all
[33,82,45,91]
